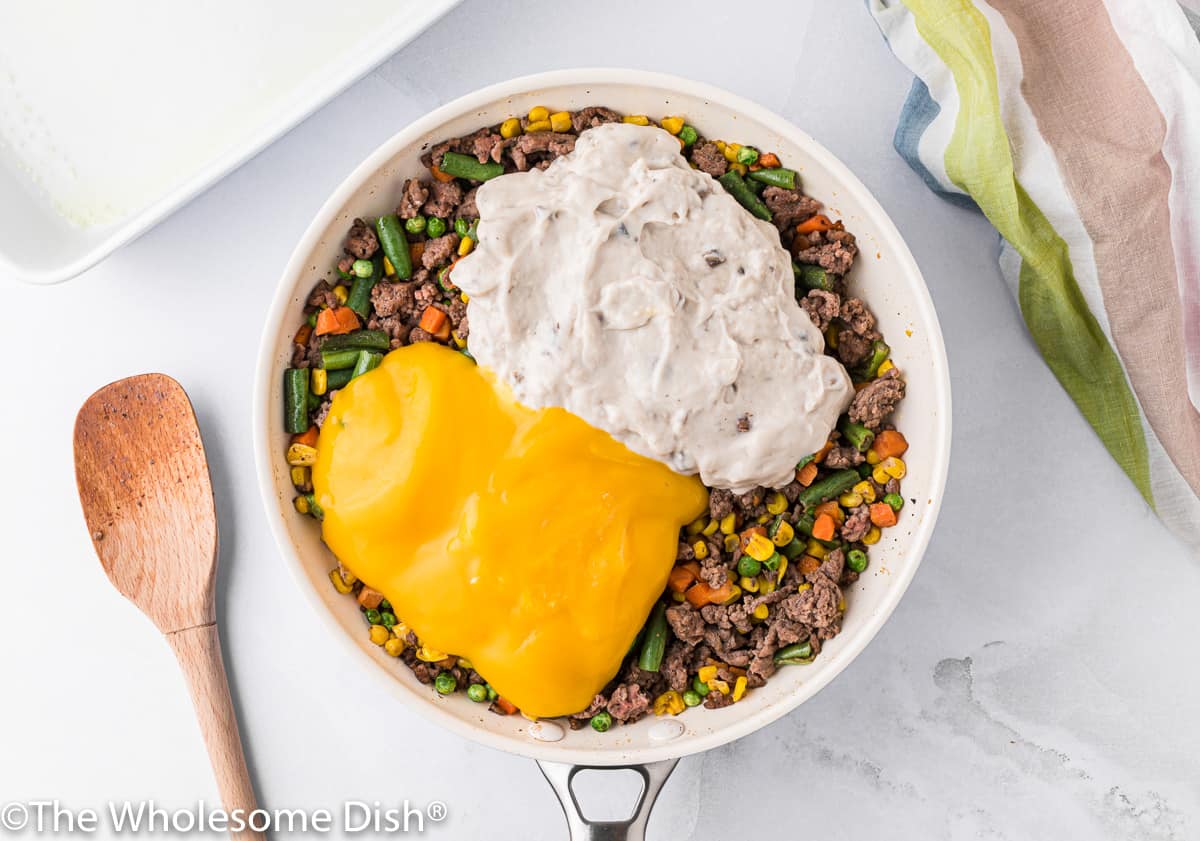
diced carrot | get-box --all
[796,214,835,234]
[494,697,518,715]
[873,430,909,459]
[738,525,768,551]
[869,502,898,528]
[799,555,822,576]
[814,500,844,526]
[418,306,448,335]
[409,240,425,264]
[291,426,319,448]
[431,164,454,183]
[759,152,781,168]
[811,513,837,541]
[668,562,701,594]
[294,323,313,346]
[686,579,736,608]
[813,440,834,464]
[315,305,360,336]
[357,587,383,609]
[796,462,819,487]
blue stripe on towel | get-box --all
[893,78,978,210]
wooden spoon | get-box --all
[73,374,263,841]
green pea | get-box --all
[736,145,759,166]
[404,215,426,234]
[679,125,699,148]
[737,555,762,578]
[434,672,457,694]
[364,608,381,625]
[682,689,702,707]
[590,711,613,732]
[847,549,868,573]
[306,311,318,328]
[379,599,392,612]
[454,218,470,237]
[426,217,447,238]
[380,612,397,627]
[883,493,904,512]
[467,683,489,703]
[692,675,710,697]
[352,258,374,278]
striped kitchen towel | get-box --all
[870,0,1200,552]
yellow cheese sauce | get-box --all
[313,343,708,717]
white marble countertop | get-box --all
[2,2,1196,838]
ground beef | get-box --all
[800,289,841,332]
[313,394,335,428]
[795,227,858,275]
[841,297,879,338]
[848,368,905,429]
[507,132,576,171]
[699,552,730,589]
[816,548,845,584]
[836,329,873,366]
[421,233,460,270]
[885,477,901,496]
[291,322,323,368]
[398,179,429,218]
[780,575,841,630]
[823,445,864,469]
[471,130,504,164]
[762,187,822,232]
[665,604,707,645]
[422,180,463,219]
[408,327,434,343]
[606,683,651,722]
[841,505,872,542]
[690,141,727,177]
[661,640,692,693]
[369,280,416,320]
[572,106,623,132]
[344,217,379,259]
[306,279,340,310]
[708,488,735,520]
[456,187,479,219]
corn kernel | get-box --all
[286,443,317,466]
[729,162,748,176]
[881,457,907,479]
[368,625,390,646]
[853,480,877,503]
[866,448,881,465]
[416,645,447,662]
[719,513,738,535]
[755,513,769,524]
[692,540,709,560]
[759,576,776,595]
[383,637,405,657]
[723,534,740,553]
[715,140,727,152]
[709,678,730,695]
[766,492,788,515]
[686,517,706,535]
[722,585,742,605]
[797,582,812,593]
[862,526,882,545]
[328,567,354,594]
[732,675,748,702]
[723,143,740,162]
[806,539,828,559]
[752,603,770,621]
[838,597,847,613]
[744,534,775,562]
[776,556,788,585]
[500,117,522,139]
[452,331,467,349]
[740,575,760,593]
[672,590,687,602]
[825,323,839,349]
[527,105,549,122]
[392,622,409,639]
[622,114,650,126]
[458,236,474,257]
[700,518,719,537]
[661,116,685,135]
[290,465,309,489]
[771,520,794,546]
[383,256,395,276]
[838,492,863,509]
[653,690,686,716]
[872,466,891,485]
[878,359,896,375]
[698,665,718,684]
[332,284,349,304]
[525,119,551,133]
[460,292,470,303]
[310,367,328,396]
[549,111,572,132]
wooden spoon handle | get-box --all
[166,624,265,841]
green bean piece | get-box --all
[590,711,613,732]
[376,215,413,281]
[796,453,816,470]
[682,689,702,707]
[795,262,833,292]
[794,513,816,536]
[857,463,873,479]
[437,263,458,295]
[748,167,798,190]
[325,367,355,390]
[320,348,361,370]
[306,311,318,328]
[796,469,862,510]
[350,350,383,380]
[692,675,711,696]
[864,340,891,379]
[426,217,447,238]
[846,549,868,573]
[351,258,374,278]
[678,125,699,148]
[779,537,807,560]
[839,420,875,453]
[637,602,669,672]
[434,672,457,694]
[320,329,390,353]
[467,683,489,703]
[305,494,324,521]
[404,215,426,235]
[283,368,310,434]
[762,552,782,572]
[346,255,382,319]
[747,177,766,197]
[717,171,772,221]
[737,556,762,578]
[774,641,814,665]
[439,151,505,182]
[883,493,905,512]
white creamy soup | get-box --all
[451,123,852,492]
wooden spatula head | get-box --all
[74,374,218,634]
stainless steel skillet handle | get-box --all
[537,759,678,841]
